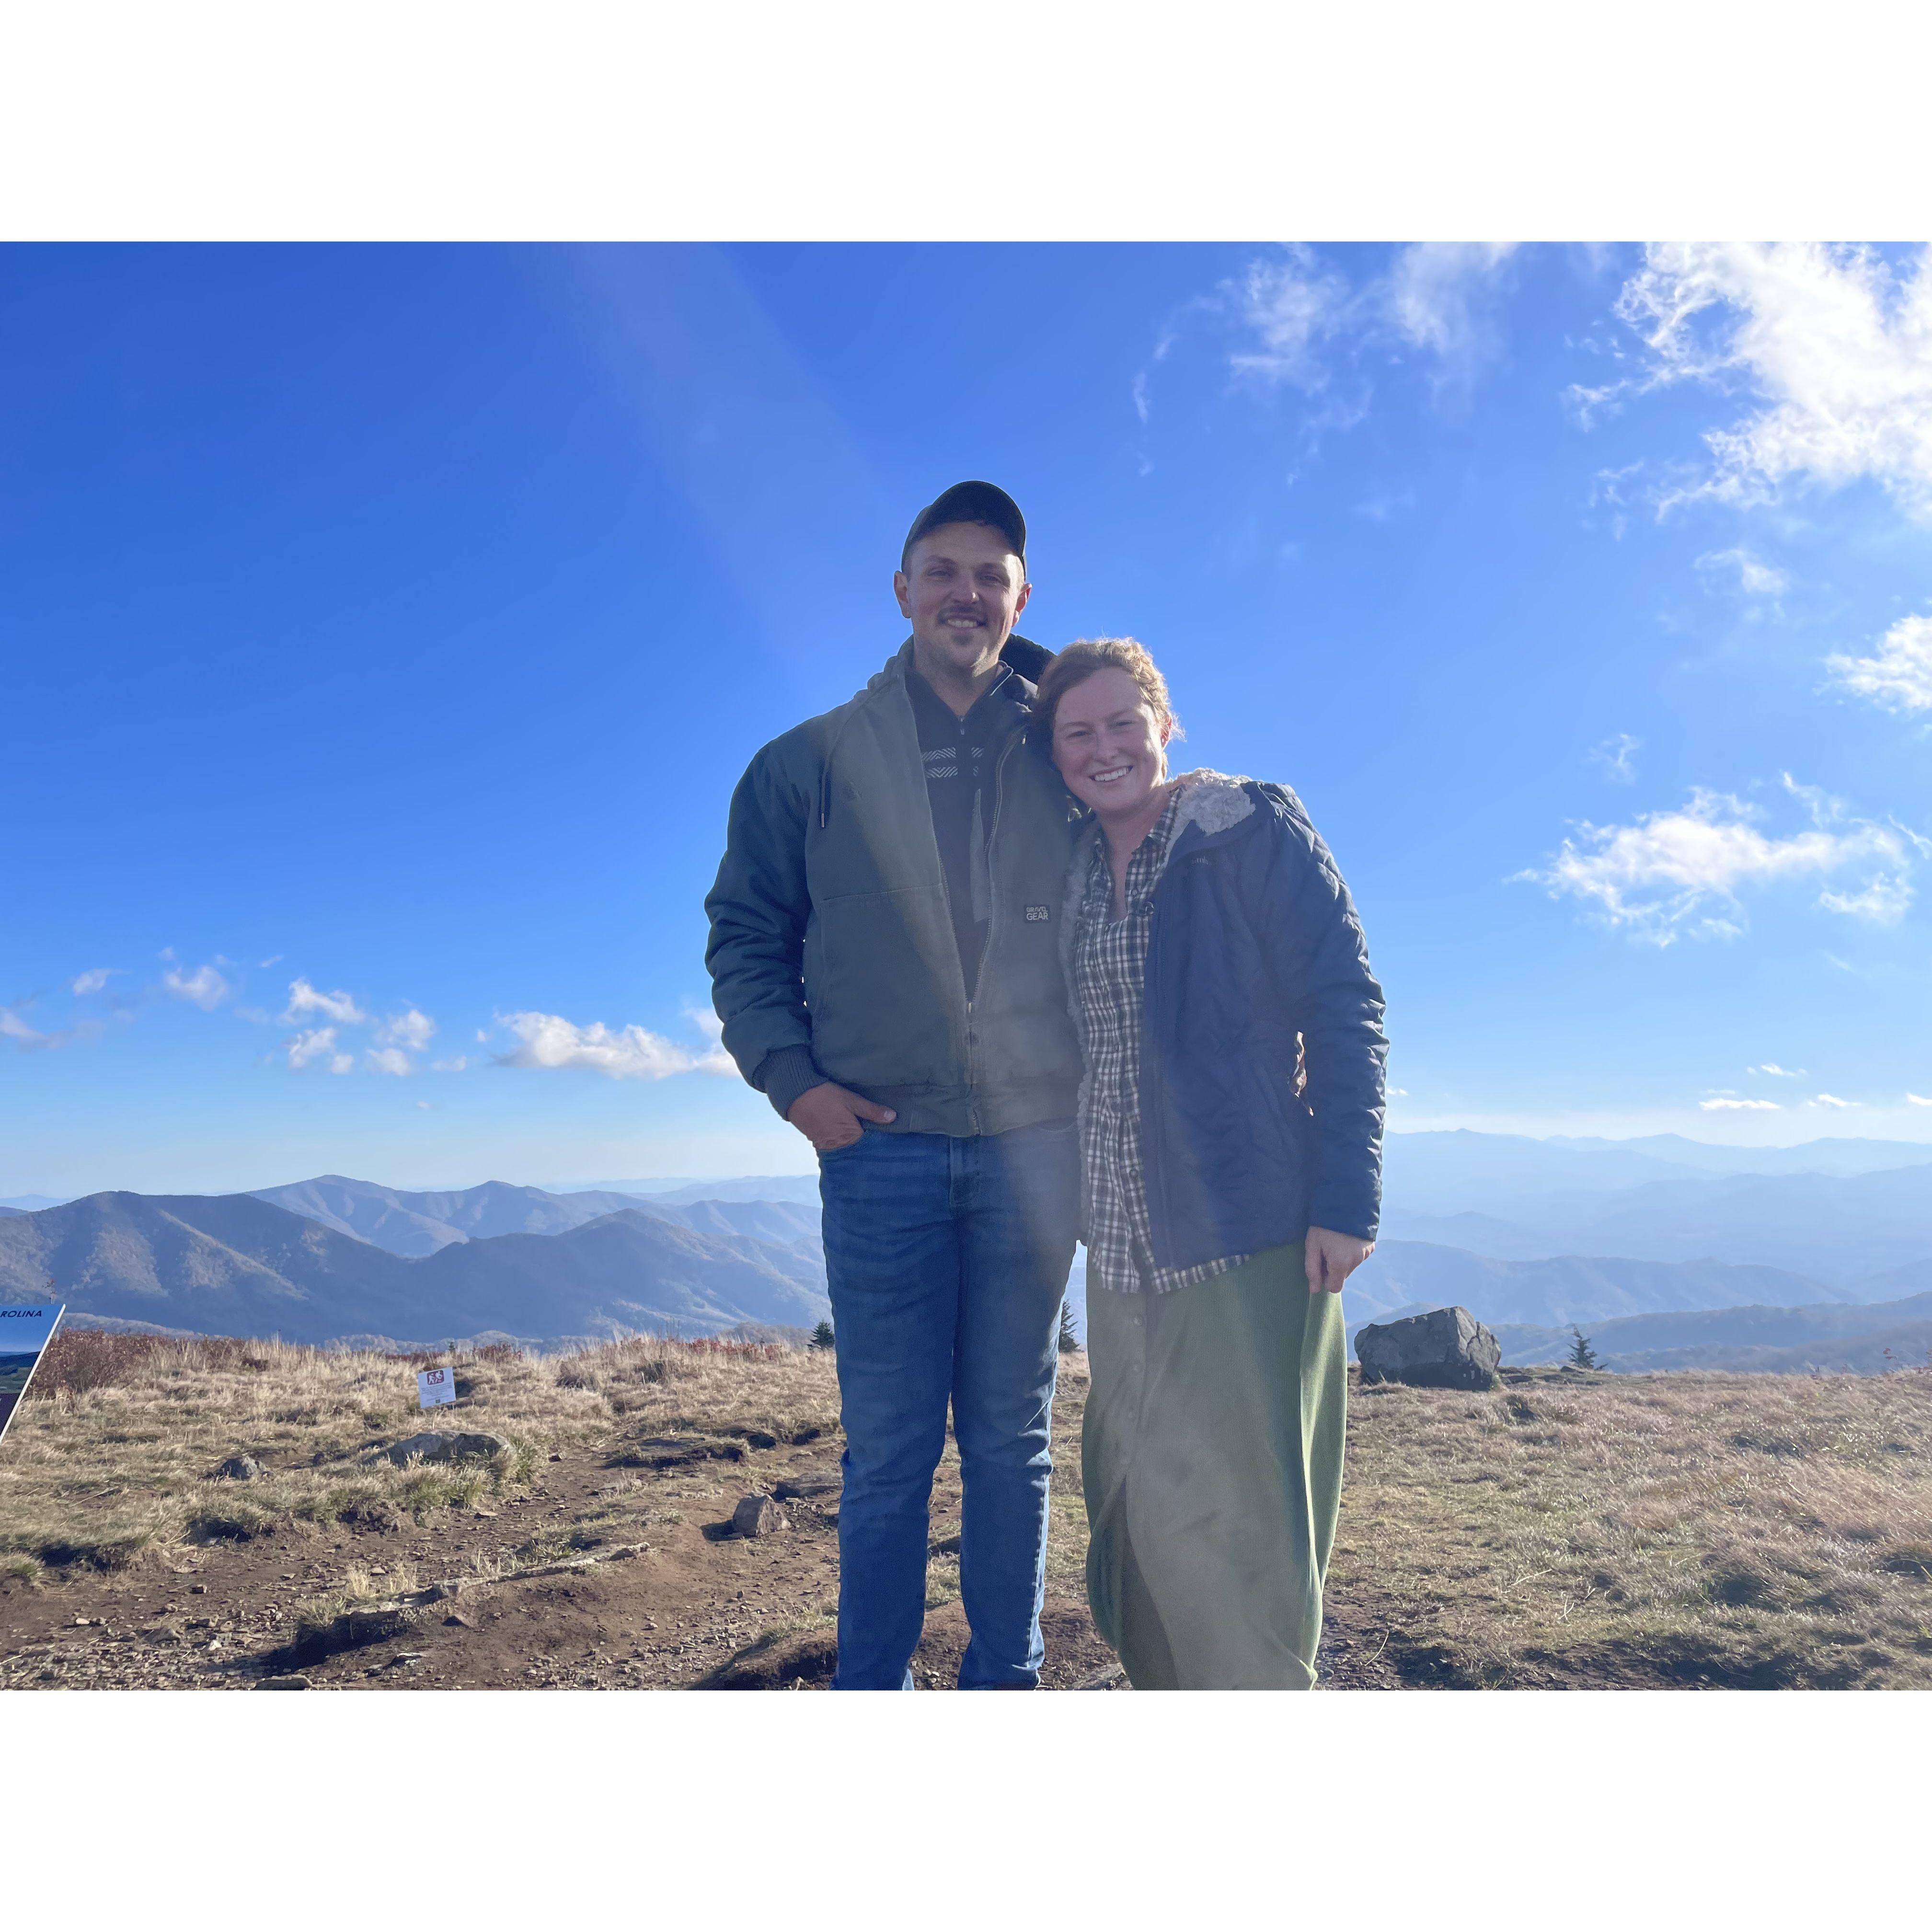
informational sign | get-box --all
[0,1303,65,1449]
[417,1365,457,1409]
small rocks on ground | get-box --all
[255,1675,312,1690]
[731,1494,788,1538]
[215,1455,263,1481]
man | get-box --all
[705,482,1082,1690]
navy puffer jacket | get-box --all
[1063,771,1387,1266]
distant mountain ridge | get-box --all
[1345,1241,1862,1330]
[1492,1288,1932,1376]
[0,1192,829,1345]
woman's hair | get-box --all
[1033,636,1181,740]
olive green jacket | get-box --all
[704,638,1083,1137]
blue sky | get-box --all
[4,241,1930,1196]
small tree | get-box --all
[809,1319,835,1352]
[1567,1326,1601,1371]
[1057,1301,1081,1354]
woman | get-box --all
[1037,637,1387,1690]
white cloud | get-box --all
[287,1026,352,1074]
[1811,1093,1858,1109]
[1701,1097,1781,1111]
[1228,245,1357,392]
[430,1056,469,1073]
[1605,242,1932,519]
[163,963,230,1010]
[70,968,115,996]
[494,1010,734,1080]
[2,1007,44,1044]
[1387,242,1518,384]
[1817,873,1913,922]
[365,1046,414,1077]
[1907,1094,1932,1107]
[1587,733,1641,783]
[1827,611,1932,715]
[1169,243,1520,442]
[1695,547,1789,598]
[1749,1064,1804,1077]
[376,1008,436,1053]
[1517,776,1912,943]
[283,978,366,1025]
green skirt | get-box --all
[1082,1243,1347,1690]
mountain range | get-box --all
[4,1132,1931,1368]
[1492,1279,1932,1376]
[0,1188,828,1346]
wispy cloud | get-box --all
[283,978,367,1026]
[1144,242,1521,454]
[1587,733,1641,783]
[1,1006,44,1045]
[365,1046,414,1076]
[430,1056,469,1073]
[494,1008,734,1080]
[1908,1093,1932,1107]
[1810,1093,1858,1109]
[1695,547,1789,599]
[1816,873,1914,921]
[1386,242,1518,387]
[1749,1063,1804,1077]
[1516,775,1914,943]
[1587,242,1932,520]
[163,962,231,1010]
[1701,1096,1781,1111]
[70,968,115,996]
[1826,611,1932,715]
[287,1026,353,1074]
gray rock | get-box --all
[1356,1306,1501,1392]
[254,1674,311,1690]
[773,1476,840,1500]
[214,1455,262,1481]
[731,1493,787,1538]
[379,1430,511,1467]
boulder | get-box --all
[731,1493,787,1538]
[214,1455,262,1481]
[1356,1306,1501,1392]
[379,1430,511,1467]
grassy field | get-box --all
[2,1329,1930,1689]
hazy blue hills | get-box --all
[249,1176,656,1257]
[1380,1157,1932,1287]
[1344,1241,1857,1329]
[0,1191,829,1345]
[1492,1290,1932,1376]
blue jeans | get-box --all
[817,1118,1080,1690]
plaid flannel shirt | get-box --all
[1071,787,1251,1297]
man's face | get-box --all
[894,521,1031,679]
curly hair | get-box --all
[1033,636,1181,740]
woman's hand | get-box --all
[1304,1226,1374,1295]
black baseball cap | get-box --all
[901,481,1027,571]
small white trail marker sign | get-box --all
[417,1366,457,1410]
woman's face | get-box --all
[1051,667,1171,817]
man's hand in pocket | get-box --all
[787,1082,897,1152]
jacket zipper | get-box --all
[963,731,1019,1129]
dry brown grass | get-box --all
[1334,1366,1932,1687]
[1,1332,840,1586]
[13,1328,1930,1690]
